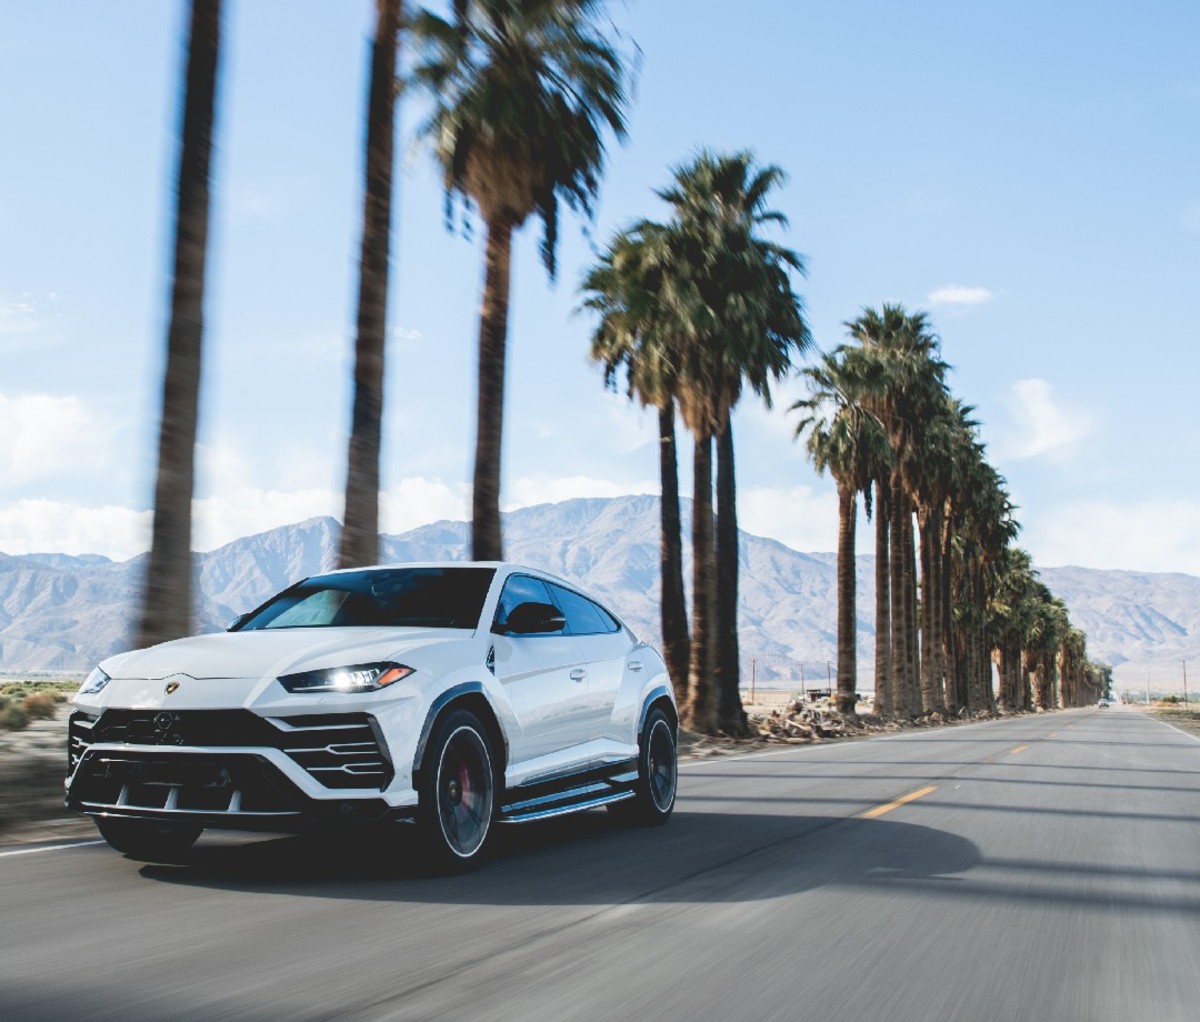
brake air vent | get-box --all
[273,714,393,790]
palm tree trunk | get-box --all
[138,0,222,648]
[684,430,717,733]
[903,503,920,713]
[470,215,514,561]
[658,401,689,702]
[889,476,908,716]
[340,0,401,570]
[716,421,746,734]
[872,476,892,717]
[939,511,956,714]
[835,482,859,716]
[918,509,939,714]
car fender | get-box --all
[411,680,509,779]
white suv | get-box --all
[67,563,677,868]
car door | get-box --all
[490,574,592,786]
[543,582,637,769]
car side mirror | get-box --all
[503,601,566,635]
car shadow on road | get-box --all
[139,808,980,905]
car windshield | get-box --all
[235,567,496,630]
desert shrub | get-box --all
[1162,694,1181,705]
[0,704,30,731]
[21,693,60,721]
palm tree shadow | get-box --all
[139,808,981,906]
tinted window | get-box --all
[547,583,620,636]
[494,574,554,631]
[236,567,495,630]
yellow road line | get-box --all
[1049,732,1058,738]
[860,785,937,819]
[1009,744,1029,755]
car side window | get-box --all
[546,582,620,636]
[494,574,554,633]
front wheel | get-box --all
[609,707,677,826]
[94,817,202,862]
[417,709,496,871]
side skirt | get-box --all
[498,759,638,824]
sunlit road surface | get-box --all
[3,709,1198,1021]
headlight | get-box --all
[80,667,110,695]
[278,662,415,694]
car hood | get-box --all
[103,627,473,681]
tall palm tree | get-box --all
[139,0,222,648]
[843,305,946,717]
[793,350,888,716]
[410,0,632,560]
[339,0,403,570]
[654,152,810,733]
[581,223,690,699]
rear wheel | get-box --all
[609,706,677,825]
[94,817,202,861]
[417,709,496,871]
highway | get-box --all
[2,708,1198,1021]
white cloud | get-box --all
[737,483,851,554]
[0,393,113,491]
[927,284,996,308]
[999,378,1094,462]
[1025,498,1200,575]
[381,478,469,532]
[1182,202,1200,234]
[0,500,151,560]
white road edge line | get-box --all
[1148,717,1200,745]
[0,840,105,859]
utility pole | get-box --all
[1145,668,1150,706]
[750,657,757,706]
[1184,660,1189,706]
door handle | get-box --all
[627,660,643,672]
[570,668,587,682]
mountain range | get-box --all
[0,495,1195,693]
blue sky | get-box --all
[1,1,1198,571]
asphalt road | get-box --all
[2,708,1198,1021]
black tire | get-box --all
[417,708,496,871]
[94,817,202,862]
[608,706,677,826]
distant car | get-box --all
[1097,699,1112,708]
[67,564,677,868]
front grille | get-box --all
[79,709,393,791]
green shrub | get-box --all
[0,704,30,731]
[21,692,59,721]
[1162,694,1181,705]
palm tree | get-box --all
[842,305,946,717]
[793,350,888,716]
[339,0,403,570]
[581,224,690,699]
[138,0,222,648]
[410,0,632,560]
[654,152,810,733]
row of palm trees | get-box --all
[140,0,634,642]
[139,2,1099,729]
[793,305,1107,719]
[580,152,811,734]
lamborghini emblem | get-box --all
[165,680,181,695]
